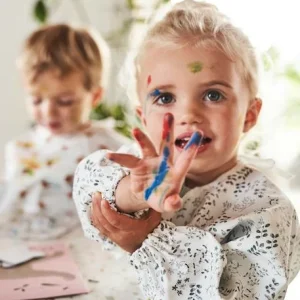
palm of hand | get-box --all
[108,113,202,212]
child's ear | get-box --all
[243,98,262,132]
[135,105,147,126]
[91,87,103,107]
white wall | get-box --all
[0,0,35,170]
[0,0,130,170]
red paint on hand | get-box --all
[162,113,173,140]
[133,128,145,147]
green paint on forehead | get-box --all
[187,61,203,73]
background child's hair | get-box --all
[18,23,110,91]
[124,0,260,105]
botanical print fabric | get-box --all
[73,145,300,299]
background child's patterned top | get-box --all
[0,121,130,240]
[73,145,300,299]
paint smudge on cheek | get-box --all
[144,89,161,106]
[150,89,161,98]
[143,88,161,116]
[187,61,203,73]
[147,75,152,86]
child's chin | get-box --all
[46,126,65,135]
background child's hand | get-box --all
[107,113,202,212]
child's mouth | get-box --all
[175,134,212,149]
[48,122,62,130]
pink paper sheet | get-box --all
[0,241,89,300]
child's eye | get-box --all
[155,93,175,105]
[32,98,42,106]
[57,99,74,106]
[204,90,224,102]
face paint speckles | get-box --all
[149,89,161,98]
[144,89,161,115]
[187,61,203,73]
[147,75,152,86]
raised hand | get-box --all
[107,113,203,212]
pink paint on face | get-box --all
[147,75,152,86]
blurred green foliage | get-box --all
[261,46,300,128]
[280,64,300,128]
[33,0,48,23]
[90,102,132,138]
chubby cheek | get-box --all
[144,115,164,151]
[62,104,85,126]
[145,123,160,148]
[28,105,42,124]
[217,114,244,150]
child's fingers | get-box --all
[91,214,109,237]
[163,194,183,212]
[106,153,141,169]
[90,204,109,237]
[174,131,203,181]
[101,200,159,231]
[132,128,157,158]
[101,200,137,231]
[91,193,118,233]
[146,190,182,213]
[159,113,174,165]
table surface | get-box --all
[1,224,299,300]
[55,227,143,300]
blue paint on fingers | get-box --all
[184,132,202,150]
[145,146,170,201]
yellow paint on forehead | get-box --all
[187,61,203,73]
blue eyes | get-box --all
[151,89,224,106]
[155,93,175,105]
[204,90,223,102]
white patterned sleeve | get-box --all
[72,144,139,249]
[130,202,300,299]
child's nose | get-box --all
[177,101,204,126]
[43,101,58,118]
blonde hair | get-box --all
[19,24,110,91]
[131,0,259,100]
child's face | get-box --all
[24,70,101,135]
[137,45,261,186]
